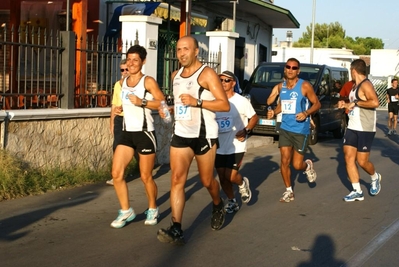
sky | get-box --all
[273,0,399,49]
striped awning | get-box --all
[153,3,208,27]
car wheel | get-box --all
[332,114,347,139]
[309,116,319,145]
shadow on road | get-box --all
[0,189,98,242]
[296,234,346,267]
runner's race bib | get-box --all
[216,116,233,133]
[281,99,296,114]
[174,102,192,120]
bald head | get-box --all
[178,36,199,49]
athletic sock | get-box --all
[352,183,362,193]
[286,186,293,192]
[371,172,378,181]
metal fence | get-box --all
[369,76,389,108]
[74,36,127,108]
[161,45,222,105]
[0,25,64,109]
[1,25,221,110]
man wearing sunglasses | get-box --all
[107,59,129,186]
[267,58,321,203]
[215,70,258,214]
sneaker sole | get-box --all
[144,215,160,226]
[157,230,185,245]
[241,177,252,204]
[110,213,136,229]
[343,197,364,202]
[279,197,294,203]
[225,207,239,214]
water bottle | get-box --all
[160,100,171,123]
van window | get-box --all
[297,66,320,86]
[331,69,349,85]
[252,65,285,86]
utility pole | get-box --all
[310,0,316,63]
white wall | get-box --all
[370,49,399,77]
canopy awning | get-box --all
[193,0,299,29]
[153,3,208,27]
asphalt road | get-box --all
[1,110,399,267]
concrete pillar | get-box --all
[206,31,239,72]
[119,15,162,78]
[60,31,76,109]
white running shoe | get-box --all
[110,208,136,228]
[144,207,159,225]
[238,177,252,204]
[304,159,317,183]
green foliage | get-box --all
[0,149,138,201]
[294,22,383,55]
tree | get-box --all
[293,22,383,55]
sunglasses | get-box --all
[120,68,129,72]
[220,78,233,83]
[285,65,299,70]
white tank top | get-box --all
[172,65,218,138]
[347,79,376,132]
[121,75,154,132]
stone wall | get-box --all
[0,109,172,171]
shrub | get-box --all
[0,150,137,200]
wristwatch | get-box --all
[245,128,252,134]
[141,98,147,107]
[196,98,203,107]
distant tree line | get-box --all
[293,22,384,55]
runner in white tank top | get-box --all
[110,45,166,229]
[157,36,230,245]
[338,59,381,202]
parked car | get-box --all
[242,62,349,145]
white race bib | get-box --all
[276,113,282,122]
[174,102,192,120]
[281,99,296,114]
[391,95,398,102]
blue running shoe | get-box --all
[370,173,382,196]
[110,207,136,228]
[343,190,364,202]
[144,207,159,226]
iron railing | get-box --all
[1,24,222,110]
[162,45,222,105]
[369,76,389,108]
[0,25,64,109]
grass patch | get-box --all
[0,150,138,201]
